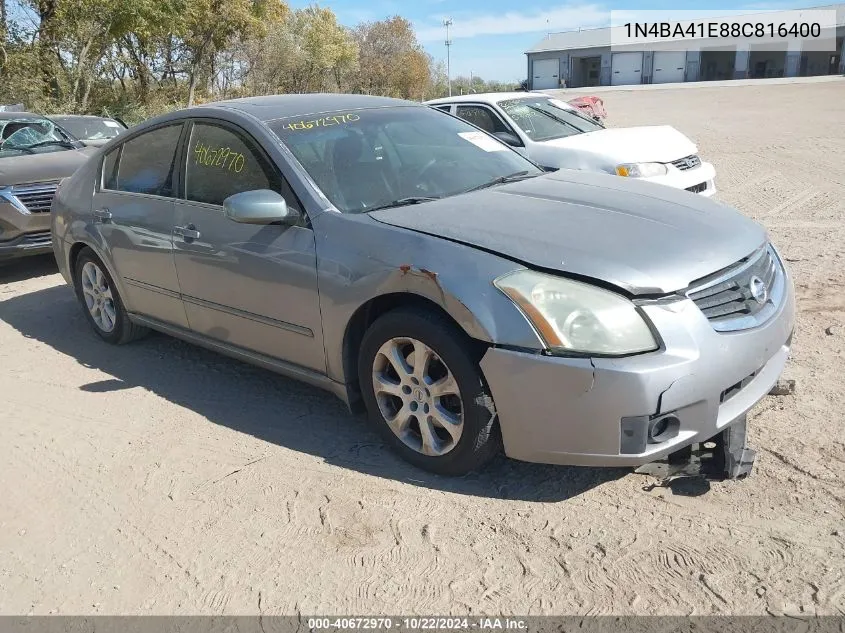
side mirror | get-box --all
[493,131,523,148]
[223,189,298,226]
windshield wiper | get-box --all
[1,145,35,154]
[461,170,538,194]
[524,104,580,128]
[365,196,440,212]
[27,140,76,149]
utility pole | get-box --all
[444,18,453,96]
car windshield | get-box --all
[0,118,76,157]
[498,97,604,142]
[269,106,542,213]
[55,117,123,141]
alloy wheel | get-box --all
[80,261,117,333]
[371,337,464,456]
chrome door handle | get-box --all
[174,224,201,240]
[93,208,112,223]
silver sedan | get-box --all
[51,94,795,476]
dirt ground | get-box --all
[1,80,844,617]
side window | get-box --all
[434,105,452,113]
[185,122,287,207]
[102,146,120,190]
[455,105,508,134]
[116,124,182,196]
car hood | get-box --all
[542,125,698,163]
[0,147,96,187]
[370,169,766,295]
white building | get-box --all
[525,4,845,89]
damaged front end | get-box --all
[636,415,757,482]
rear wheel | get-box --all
[358,307,500,475]
[73,247,147,344]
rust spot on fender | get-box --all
[397,265,446,304]
[419,269,438,284]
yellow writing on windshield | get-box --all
[193,142,245,173]
[282,113,360,131]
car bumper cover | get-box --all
[479,267,795,467]
[0,198,53,260]
[643,160,717,197]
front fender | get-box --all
[313,212,544,384]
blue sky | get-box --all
[292,0,823,81]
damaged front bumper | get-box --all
[479,270,795,472]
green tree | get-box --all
[352,16,433,100]
[180,0,286,106]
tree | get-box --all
[352,16,433,100]
[180,0,286,106]
[1,0,456,119]
[235,4,357,96]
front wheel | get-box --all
[358,307,501,475]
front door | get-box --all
[172,119,325,373]
[92,122,188,328]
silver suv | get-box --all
[0,113,95,261]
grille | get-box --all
[670,154,701,171]
[20,231,52,246]
[686,182,707,194]
[12,182,59,213]
[687,246,779,328]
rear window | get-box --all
[102,147,120,190]
[58,117,124,141]
[115,124,182,197]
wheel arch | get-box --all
[66,237,132,310]
[341,291,489,413]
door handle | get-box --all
[174,224,201,241]
[93,208,112,223]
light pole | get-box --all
[444,18,453,96]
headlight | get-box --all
[615,162,668,178]
[494,270,658,355]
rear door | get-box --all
[171,119,324,373]
[92,122,188,328]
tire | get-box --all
[73,247,147,345]
[358,306,501,475]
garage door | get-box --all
[611,52,643,85]
[652,51,687,84]
[532,58,560,90]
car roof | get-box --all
[203,93,418,122]
[425,92,554,106]
[0,111,49,121]
[50,114,117,121]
